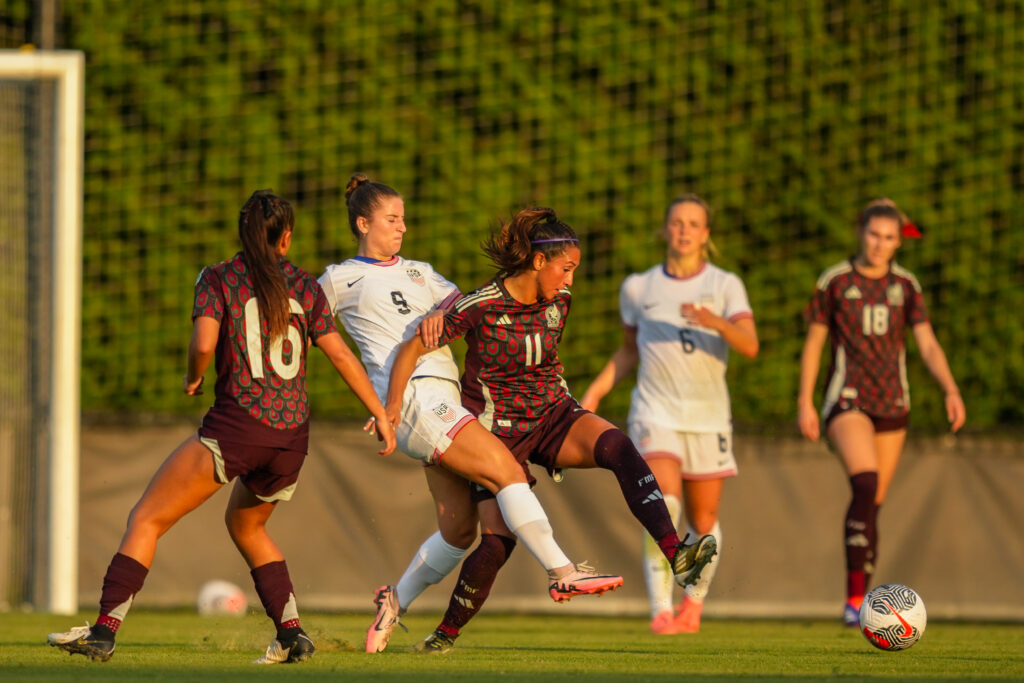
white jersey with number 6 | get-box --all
[319,255,461,402]
[620,262,753,433]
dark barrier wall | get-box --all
[78,424,1024,620]
[2,3,1023,429]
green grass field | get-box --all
[2,610,1022,682]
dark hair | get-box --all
[858,198,906,231]
[238,189,294,342]
[481,207,578,278]
[664,194,718,260]
[344,173,401,239]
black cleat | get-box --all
[47,622,116,662]
[413,628,456,654]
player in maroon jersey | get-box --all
[48,190,395,664]
[797,198,965,626]
[385,206,719,653]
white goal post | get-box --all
[0,49,83,615]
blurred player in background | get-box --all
[386,206,719,653]
[580,194,758,634]
[797,198,965,626]
[319,175,622,654]
[48,190,396,664]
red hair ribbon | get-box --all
[901,222,923,239]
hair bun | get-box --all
[344,173,370,202]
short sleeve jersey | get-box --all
[192,252,336,434]
[318,255,461,401]
[439,279,571,438]
[805,259,928,418]
[620,262,753,433]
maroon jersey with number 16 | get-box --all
[192,252,337,448]
[438,279,572,438]
[805,258,928,419]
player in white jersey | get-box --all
[581,195,758,634]
[320,175,622,653]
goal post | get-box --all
[0,49,83,615]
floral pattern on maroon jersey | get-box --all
[192,253,337,430]
[805,260,928,418]
[439,280,572,438]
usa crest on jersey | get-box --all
[406,268,425,286]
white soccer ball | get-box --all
[858,583,927,651]
[197,579,248,616]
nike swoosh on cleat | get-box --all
[347,276,365,287]
[883,599,913,637]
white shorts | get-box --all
[627,421,737,480]
[397,376,476,465]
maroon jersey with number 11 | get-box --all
[439,279,572,438]
[805,258,928,420]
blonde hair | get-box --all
[664,194,719,261]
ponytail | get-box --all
[238,189,294,342]
[482,207,578,277]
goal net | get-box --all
[0,49,83,615]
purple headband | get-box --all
[531,238,578,244]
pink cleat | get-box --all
[650,610,679,635]
[674,596,703,633]
[548,562,624,603]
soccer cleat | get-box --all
[413,628,456,654]
[253,629,316,664]
[548,562,624,603]
[674,596,703,633]
[843,598,863,627]
[650,610,679,635]
[671,534,717,588]
[366,584,407,653]
[47,622,115,662]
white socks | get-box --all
[684,520,721,603]
[642,494,682,617]
[395,531,468,612]
[496,482,571,571]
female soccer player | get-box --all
[386,206,719,653]
[318,175,622,654]
[797,198,965,626]
[48,190,396,664]
[579,194,758,634]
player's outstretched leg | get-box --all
[671,533,717,588]
[47,623,116,662]
[548,562,624,603]
[366,585,407,653]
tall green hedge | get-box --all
[4,1,1021,431]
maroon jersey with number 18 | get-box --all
[438,279,572,438]
[804,258,928,420]
[192,252,337,448]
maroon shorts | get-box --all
[470,396,590,503]
[824,403,909,434]
[199,400,309,501]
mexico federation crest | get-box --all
[886,283,904,306]
[406,268,425,286]
[433,402,456,423]
[545,304,562,329]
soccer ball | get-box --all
[858,583,927,651]
[197,579,248,616]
